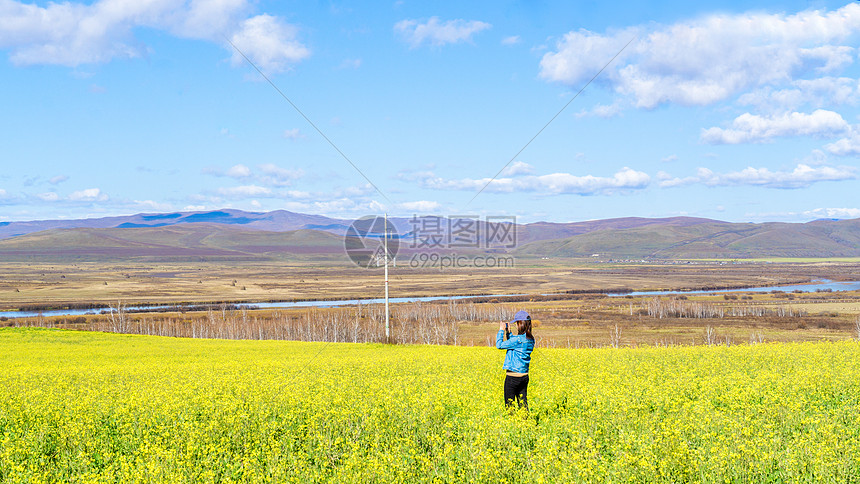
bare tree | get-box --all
[704,325,715,346]
[609,324,622,348]
[108,301,127,333]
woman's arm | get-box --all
[499,320,512,339]
[496,321,523,349]
[497,335,522,350]
[496,321,510,349]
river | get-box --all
[2,279,858,320]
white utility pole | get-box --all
[384,213,390,343]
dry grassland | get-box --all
[3,259,859,347]
[2,259,857,310]
[8,289,860,348]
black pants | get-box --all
[504,374,529,410]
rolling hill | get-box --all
[515,216,718,245]
[0,224,348,261]
[0,209,722,244]
[513,218,860,259]
[1,209,858,260]
[0,209,351,240]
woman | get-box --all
[496,310,535,410]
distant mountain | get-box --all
[514,218,860,259]
[0,224,347,261]
[3,209,857,261]
[0,209,350,240]
[516,216,718,245]
[0,210,726,246]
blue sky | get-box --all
[1,0,859,224]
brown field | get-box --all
[1,258,858,310]
[3,258,859,346]
[6,285,860,348]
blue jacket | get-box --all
[496,330,535,373]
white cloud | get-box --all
[0,0,308,72]
[395,17,491,47]
[400,200,441,212]
[258,163,303,186]
[501,161,535,176]
[803,207,860,219]
[337,58,362,69]
[825,129,860,156]
[310,199,359,213]
[656,170,686,187]
[226,164,252,178]
[285,190,311,199]
[0,188,8,198]
[701,110,849,144]
[540,4,860,108]
[278,197,382,216]
[276,184,372,202]
[68,188,108,201]
[49,174,69,185]
[173,0,251,39]
[216,185,271,197]
[332,184,375,198]
[282,128,304,140]
[661,155,678,163]
[576,102,622,118]
[133,199,173,211]
[0,0,141,65]
[37,192,59,202]
[738,77,860,112]
[206,163,304,186]
[416,167,650,195]
[660,163,856,189]
[501,35,520,46]
[228,14,310,73]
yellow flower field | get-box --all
[1,327,859,482]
